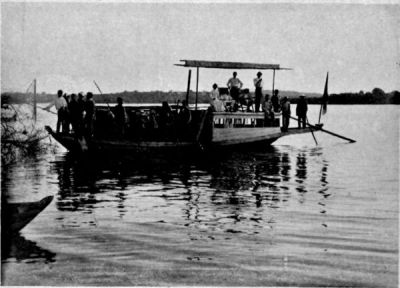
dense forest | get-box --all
[2,87,399,105]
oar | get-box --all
[196,109,209,150]
[39,106,57,115]
[306,116,318,145]
[27,102,57,115]
[289,116,356,143]
[93,80,113,111]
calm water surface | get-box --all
[1,105,398,286]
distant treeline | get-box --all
[2,87,399,105]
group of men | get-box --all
[47,89,196,140]
[45,90,96,137]
[209,71,309,131]
[48,76,309,139]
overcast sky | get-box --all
[1,2,399,94]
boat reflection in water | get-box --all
[1,151,56,265]
[1,197,56,265]
[50,146,330,235]
[1,234,56,264]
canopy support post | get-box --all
[272,69,276,95]
[195,67,199,110]
[186,69,192,104]
[33,78,37,122]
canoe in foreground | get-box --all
[2,195,54,235]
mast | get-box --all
[318,72,329,124]
[195,67,199,110]
[33,79,37,122]
[186,69,192,104]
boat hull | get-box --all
[212,127,282,146]
[45,125,312,153]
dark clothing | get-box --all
[62,96,70,133]
[177,106,192,139]
[68,100,80,120]
[85,99,95,118]
[159,105,174,130]
[255,87,262,112]
[114,104,126,126]
[281,100,291,132]
[56,107,68,134]
[230,87,240,102]
[131,112,146,140]
[271,94,280,112]
[84,99,96,137]
[68,100,81,135]
[113,104,127,136]
[78,98,85,117]
[178,107,191,125]
[264,100,274,126]
[296,98,308,128]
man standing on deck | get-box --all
[281,96,291,132]
[114,97,128,137]
[227,72,243,102]
[68,94,81,135]
[296,95,308,128]
[253,72,263,112]
[44,89,68,134]
[84,92,96,138]
[77,93,86,132]
[177,100,192,139]
[271,89,281,112]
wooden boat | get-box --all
[2,195,54,235]
[45,60,328,153]
[45,111,314,153]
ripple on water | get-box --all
[1,105,398,286]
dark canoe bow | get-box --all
[2,195,54,235]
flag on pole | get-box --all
[322,72,329,115]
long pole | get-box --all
[27,102,57,115]
[289,115,356,143]
[93,80,103,94]
[307,116,318,145]
[195,67,199,110]
[33,79,37,122]
[93,80,111,110]
[186,69,192,104]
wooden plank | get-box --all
[213,127,281,142]
[215,136,280,146]
[212,127,314,144]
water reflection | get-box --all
[51,146,330,233]
[1,155,57,264]
[295,152,308,198]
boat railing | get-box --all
[212,112,281,128]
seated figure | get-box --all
[209,84,225,112]
[233,88,252,112]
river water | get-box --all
[1,105,398,286]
